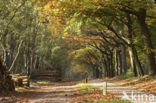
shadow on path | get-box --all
[0,81,78,103]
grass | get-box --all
[76,79,86,84]
[76,82,91,86]
[77,83,101,94]
[15,87,27,92]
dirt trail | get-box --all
[2,79,155,103]
[0,81,78,103]
[29,82,78,103]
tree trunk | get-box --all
[34,56,39,70]
[128,46,137,76]
[98,67,102,78]
[9,40,23,72]
[106,54,111,77]
[85,75,88,83]
[120,20,127,75]
[101,66,105,78]
[109,52,114,77]
[132,45,144,76]
[95,66,100,78]
[7,49,14,69]
[115,49,122,76]
[103,59,108,77]
[126,13,144,76]
[121,44,127,74]
[0,59,15,92]
[101,61,107,78]
[117,50,122,75]
[114,49,119,76]
[26,57,31,87]
[137,9,156,75]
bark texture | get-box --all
[0,59,15,92]
[137,9,156,75]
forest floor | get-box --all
[0,80,128,103]
[0,81,76,103]
[93,75,156,96]
[112,75,156,95]
[89,75,156,103]
[1,76,155,103]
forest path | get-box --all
[89,79,156,103]
[28,81,78,103]
[0,81,78,103]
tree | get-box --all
[34,0,156,78]
[0,59,15,92]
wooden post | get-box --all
[103,81,107,95]
[85,76,88,83]
[85,73,88,83]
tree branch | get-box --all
[9,40,23,72]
